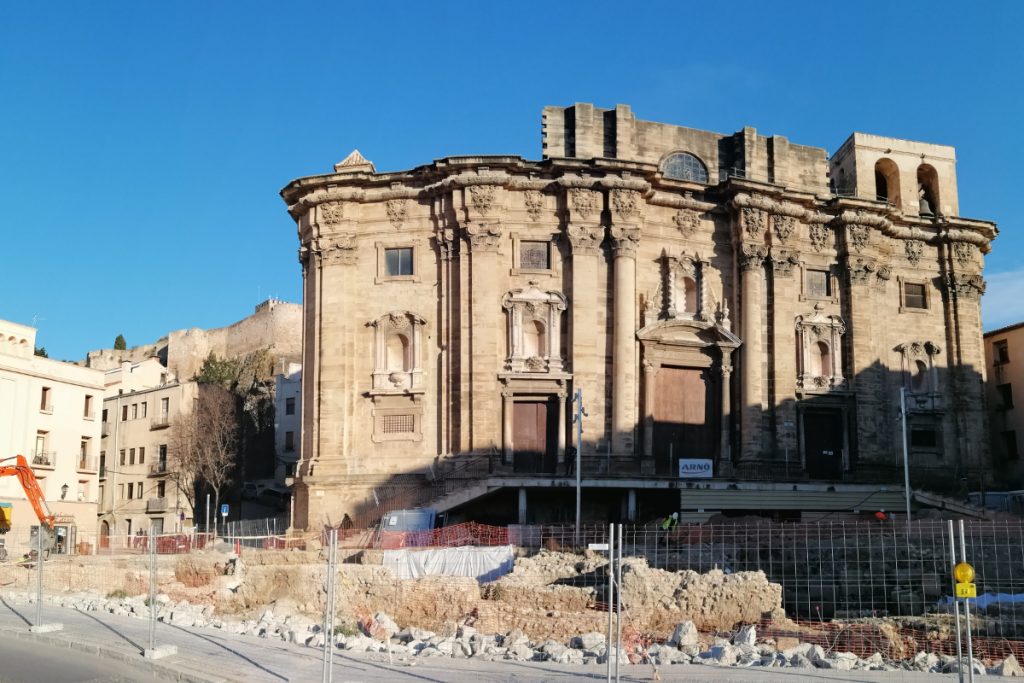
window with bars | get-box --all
[662,152,709,183]
[382,414,415,434]
[519,241,550,270]
[904,282,927,309]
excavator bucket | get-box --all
[0,502,11,534]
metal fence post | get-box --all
[322,529,337,683]
[958,520,975,682]
[149,534,156,653]
[34,526,43,626]
[606,522,613,683]
[948,520,964,683]
[615,523,623,683]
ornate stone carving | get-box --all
[465,223,503,252]
[795,304,846,391]
[808,223,831,252]
[524,191,544,221]
[739,243,768,271]
[770,247,799,277]
[319,202,344,225]
[468,184,497,214]
[847,224,870,253]
[609,226,640,257]
[846,257,877,286]
[386,199,407,228]
[568,188,600,220]
[742,207,766,239]
[944,272,986,300]
[368,311,427,393]
[876,265,892,283]
[905,239,924,265]
[772,215,796,243]
[674,209,700,239]
[567,224,604,255]
[501,284,568,373]
[953,241,976,268]
[610,189,640,220]
[318,233,358,266]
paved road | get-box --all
[0,632,164,682]
[0,597,970,682]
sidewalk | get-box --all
[0,596,964,682]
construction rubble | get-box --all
[0,545,1020,676]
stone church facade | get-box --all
[281,104,996,529]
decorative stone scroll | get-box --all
[770,247,799,277]
[468,184,497,214]
[319,202,344,226]
[795,304,846,391]
[368,311,426,392]
[610,189,641,220]
[808,223,831,252]
[674,209,701,239]
[524,191,544,221]
[847,224,870,253]
[568,188,600,220]
[944,272,986,300]
[502,284,567,373]
[772,215,796,243]
[952,242,976,268]
[465,223,503,252]
[905,239,924,265]
[567,224,604,255]
[609,225,640,257]
[317,233,358,266]
[386,199,407,228]
[742,207,766,239]
[738,243,768,271]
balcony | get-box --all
[150,416,170,430]
[101,423,110,437]
[77,456,98,473]
[31,451,56,469]
[148,460,169,476]
[146,497,168,513]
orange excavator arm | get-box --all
[0,455,55,529]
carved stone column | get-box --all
[738,242,768,460]
[463,183,504,453]
[642,360,657,457]
[501,385,513,463]
[610,223,640,454]
[720,363,732,466]
[566,187,603,456]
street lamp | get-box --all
[60,483,69,500]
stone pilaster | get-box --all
[609,221,640,454]
[738,242,768,460]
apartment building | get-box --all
[274,364,301,484]
[97,357,197,540]
[985,323,1024,487]
[0,319,103,553]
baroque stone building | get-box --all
[281,104,996,528]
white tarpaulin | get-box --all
[382,545,515,582]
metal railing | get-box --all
[76,456,97,472]
[148,461,169,476]
[31,451,56,468]
[145,497,168,513]
[149,417,170,430]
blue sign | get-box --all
[220,504,229,517]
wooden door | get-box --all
[653,367,715,474]
[513,401,556,473]
[804,410,845,479]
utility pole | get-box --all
[572,388,586,546]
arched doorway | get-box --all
[99,520,110,549]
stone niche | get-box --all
[502,284,567,373]
[795,304,846,392]
[368,311,426,393]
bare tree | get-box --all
[168,384,239,528]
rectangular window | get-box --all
[383,414,416,434]
[910,427,939,449]
[40,387,52,412]
[102,408,108,423]
[160,397,169,419]
[129,448,135,465]
[995,340,1010,365]
[904,282,927,309]
[1004,431,1020,460]
[84,395,93,418]
[285,397,295,416]
[77,480,87,502]
[137,481,143,499]
[119,484,125,500]
[520,241,550,270]
[122,405,128,421]
[131,404,138,419]
[138,446,145,465]
[159,444,167,463]
[384,247,413,277]
[99,452,106,476]
[157,480,166,497]
[120,449,126,466]
[806,269,831,299]
[127,483,134,499]
[98,484,104,503]
[284,431,295,451]
[140,402,147,418]
[998,383,1014,410]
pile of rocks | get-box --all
[9,589,1021,676]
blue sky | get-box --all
[1,2,1021,360]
